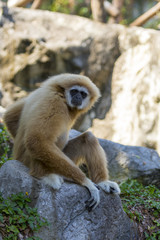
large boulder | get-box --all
[91,27,160,154]
[0,160,138,240]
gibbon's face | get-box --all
[65,85,90,110]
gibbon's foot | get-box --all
[42,174,64,190]
[83,178,100,212]
[98,180,121,194]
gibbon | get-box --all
[4,73,120,211]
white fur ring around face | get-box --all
[98,180,121,194]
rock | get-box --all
[70,130,160,187]
[0,160,138,240]
[0,1,14,26]
[0,7,122,131]
[100,138,160,187]
[91,27,160,154]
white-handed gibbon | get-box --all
[4,73,120,211]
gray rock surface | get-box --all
[0,160,138,240]
[70,130,160,187]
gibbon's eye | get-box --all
[81,91,87,99]
[70,89,79,96]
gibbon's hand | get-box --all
[84,179,100,212]
[98,180,121,194]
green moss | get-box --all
[0,192,48,240]
[0,122,13,167]
[121,179,160,239]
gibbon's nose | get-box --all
[71,93,82,106]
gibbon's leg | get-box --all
[25,138,100,210]
[63,132,120,195]
[3,99,25,138]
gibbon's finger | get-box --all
[86,203,93,212]
[85,198,97,208]
[85,188,100,211]
[85,196,99,209]
[83,178,100,211]
[85,203,97,212]
[110,186,117,193]
[85,192,96,203]
[85,184,99,206]
[95,184,101,190]
[85,197,95,206]
[85,198,99,212]
[86,205,92,212]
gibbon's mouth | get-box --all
[70,103,83,110]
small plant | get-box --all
[121,179,160,239]
[0,122,13,167]
[49,0,91,18]
[0,192,48,240]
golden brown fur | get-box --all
[4,73,120,211]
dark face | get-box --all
[70,89,88,107]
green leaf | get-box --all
[0,214,3,222]
[8,225,19,234]
[0,191,48,239]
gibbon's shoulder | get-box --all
[41,74,101,100]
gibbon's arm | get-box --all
[24,107,100,210]
[25,133,100,210]
[3,99,25,138]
